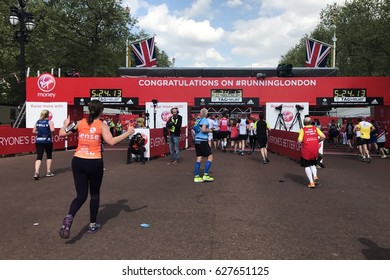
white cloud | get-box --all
[136,3,225,66]
[122,0,149,15]
[123,0,346,67]
[225,0,244,8]
[182,0,212,18]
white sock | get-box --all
[305,167,313,182]
[310,165,317,178]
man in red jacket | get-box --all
[298,116,326,188]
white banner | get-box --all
[266,102,309,133]
[0,260,387,280]
[145,102,188,129]
[26,102,67,128]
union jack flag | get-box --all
[131,37,157,67]
[305,38,331,67]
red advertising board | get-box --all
[0,128,76,155]
[268,129,301,160]
[0,126,186,156]
[149,127,187,158]
[27,76,390,106]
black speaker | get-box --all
[276,64,293,77]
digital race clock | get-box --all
[333,88,366,98]
[90,89,122,98]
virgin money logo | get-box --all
[161,111,171,122]
[141,133,148,145]
[283,111,294,122]
[37,74,56,92]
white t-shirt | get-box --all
[238,119,248,135]
[207,118,214,140]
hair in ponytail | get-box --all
[39,109,50,120]
[87,100,103,125]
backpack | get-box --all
[192,118,204,134]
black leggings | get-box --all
[69,157,104,223]
[35,143,53,160]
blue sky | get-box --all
[123,0,344,67]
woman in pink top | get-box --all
[229,119,239,153]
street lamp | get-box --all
[9,0,35,121]
[152,99,158,129]
[331,24,337,68]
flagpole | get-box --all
[331,25,337,67]
[125,38,129,67]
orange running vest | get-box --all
[74,119,103,159]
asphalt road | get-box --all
[0,147,389,260]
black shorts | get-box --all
[195,140,212,157]
[356,137,362,146]
[346,133,354,140]
[220,131,229,139]
[257,137,268,148]
[238,134,248,141]
[212,130,221,140]
[300,157,318,167]
[361,138,370,145]
[377,142,385,148]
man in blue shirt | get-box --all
[193,108,214,183]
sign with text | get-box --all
[317,97,384,107]
[74,97,139,106]
[268,129,301,160]
[145,102,188,129]
[26,102,67,128]
[195,97,259,106]
[0,128,73,155]
[27,76,390,106]
[266,102,309,133]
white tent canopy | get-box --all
[328,107,371,118]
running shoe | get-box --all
[307,182,316,188]
[202,174,214,182]
[266,158,270,163]
[46,172,55,177]
[367,157,371,163]
[314,176,319,185]
[33,173,40,180]
[263,160,267,164]
[59,214,73,239]
[88,222,102,234]
[381,155,387,159]
[194,176,204,183]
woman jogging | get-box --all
[32,109,55,180]
[58,100,135,239]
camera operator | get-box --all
[126,133,146,164]
[166,106,182,165]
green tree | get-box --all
[0,0,172,104]
[280,0,390,76]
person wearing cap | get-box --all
[166,106,182,165]
[298,116,325,188]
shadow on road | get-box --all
[359,237,390,260]
[65,199,147,244]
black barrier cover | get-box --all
[195,97,259,106]
[316,97,384,107]
[74,97,139,106]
